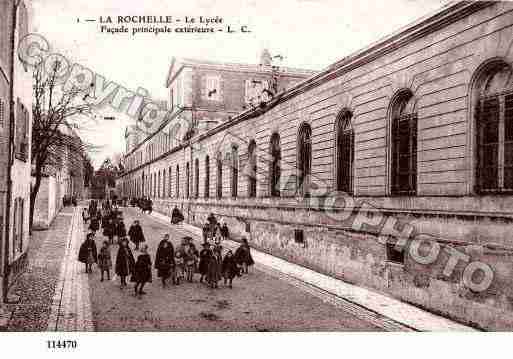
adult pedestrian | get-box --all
[171,206,184,224]
[207,247,222,289]
[115,238,135,289]
[89,214,100,234]
[104,217,115,245]
[220,222,229,241]
[78,232,97,273]
[234,238,254,274]
[155,236,174,287]
[128,220,145,250]
[202,222,210,244]
[198,243,212,283]
[116,219,127,243]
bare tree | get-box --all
[30,61,99,232]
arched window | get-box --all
[248,140,257,197]
[217,153,223,198]
[176,165,180,198]
[336,110,354,194]
[195,158,199,199]
[205,155,210,198]
[297,123,312,196]
[186,162,190,199]
[231,145,239,198]
[474,61,513,193]
[390,90,417,195]
[269,133,281,197]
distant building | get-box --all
[0,0,33,302]
[32,124,86,229]
[120,51,315,199]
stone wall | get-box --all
[119,2,513,330]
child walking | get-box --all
[222,250,240,288]
[115,238,135,289]
[78,233,97,273]
[132,244,152,297]
[184,244,198,283]
[98,241,112,281]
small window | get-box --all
[245,222,251,233]
[294,229,304,244]
[386,241,405,264]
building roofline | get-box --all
[122,1,493,171]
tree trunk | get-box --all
[29,165,43,235]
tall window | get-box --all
[475,62,513,193]
[158,171,161,198]
[248,140,257,197]
[163,170,167,197]
[231,145,238,198]
[217,153,223,198]
[205,155,210,198]
[168,166,172,197]
[15,99,29,161]
[12,197,24,255]
[269,133,281,197]
[186,162,190,198]
[390,90,417,195]
[336,110,354,193]
[154,173,157,197]
[195,158,199,199]
[176,165,180,197]
[297,123,312,196]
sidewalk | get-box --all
[150,210,476,332]
[2,206,93,331]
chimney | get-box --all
[260,49,272,67]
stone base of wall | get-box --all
[153,198,513,331]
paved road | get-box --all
[88,207,383,331]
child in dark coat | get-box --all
[115,238,135,288]
[198,243,212,283]
[207,248,222,289]
[128,220,145,250]
[98,241,112,281]
[235,238,255,274]
[222,250,240,288]
[155,238,174,287]
[78,233,98,273]
[132,244,152,296]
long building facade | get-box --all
[118,2,513,330]
[0,0,33,302]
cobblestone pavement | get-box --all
[46,206,93,331]
[4,207,75,331]
[89,207,384,331]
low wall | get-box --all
[152,197,513,330]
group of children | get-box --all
[78,203,255,297]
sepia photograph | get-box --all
[0,0,512,355]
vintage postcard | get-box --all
[0,0,512,355]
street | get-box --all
[88,207,383,331]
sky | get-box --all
[29,0,451,169]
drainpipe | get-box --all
[3,0,18,303]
